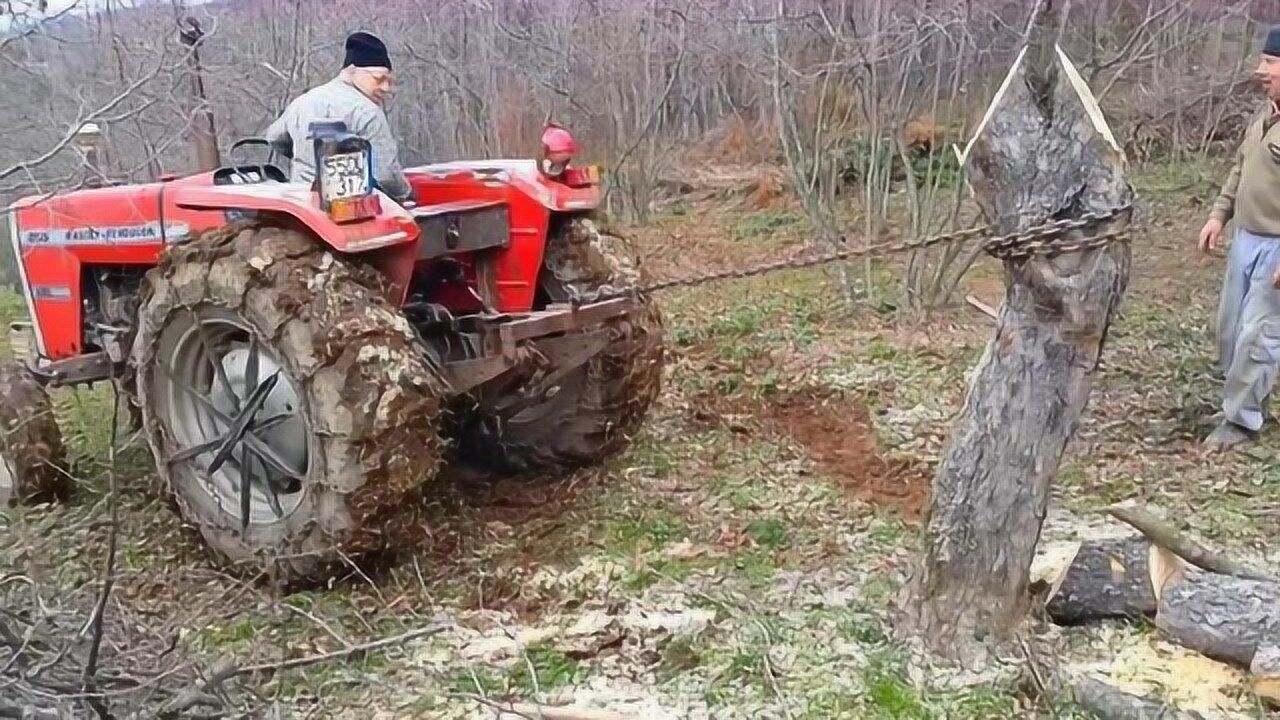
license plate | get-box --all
[321,151,371,201]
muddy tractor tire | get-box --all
[132,225,449,584]
[0,363,69,506]
[458,217,665,474]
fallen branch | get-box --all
[1069,675,1205,720]
[80,386,122,719]
[964,294,998,319]
[234,623,448,677]
[158,624,449,717]
[506,704,644,720]
[1107,504,1276,583]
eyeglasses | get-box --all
[359,68,393,84]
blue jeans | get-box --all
[1218,228,1280,431]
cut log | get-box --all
[899,0,1134,657]
[1069,675,1205,720]
[1044,536,1158,624]
[1251,645,1280,706]
[1155,569,1280,668]
[1109,504,1277,583]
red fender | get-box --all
[168,183,419,253]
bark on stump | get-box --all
[899,26,1133,655]
[1043,536,1158,625]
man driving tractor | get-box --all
[264,31,412,202]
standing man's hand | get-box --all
[1199,216,1226,254]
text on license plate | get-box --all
[322,152,371,200]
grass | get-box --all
[730,210,804,243]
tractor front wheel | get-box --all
[0,363,68,507]
[457,217,665,474]
[132,225,449,584]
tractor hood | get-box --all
[404,159,601,213]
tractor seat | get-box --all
[213,163,288,186]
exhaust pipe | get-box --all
[178,16,221,172]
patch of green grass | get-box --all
[726,550,778,587]
[858,573,897,608]
[831,608,888,644]
[1190,492,1258,541]
[864,654,933,720]
[865,338,900,362]
[657,636,702,683]
[1058,462,1088,489]
[731,211,803,242]
[602,506,686,557]
[623,557,698,591]
[1131,157,1229,197]
[947,687,1016,718]
[448,667,504,697]
[509,644,581,691]
[712,474,767,512]
[746,517,790,551]
[787,295,822,349]
[0,290,24,360]
[867,514,907,548]
[703,647,768,705]
[189,615,265,654]
[625,438,679,478]
[710,303,768,339]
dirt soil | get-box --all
[758,388,932,519]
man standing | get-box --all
[1200,26,1280,450]
[265,32,412,202]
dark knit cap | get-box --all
[1266,26,1280,57]
[344,32,392,70]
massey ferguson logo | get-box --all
[20,222,189,246]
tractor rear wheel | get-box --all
[457,217,665,474]
[132,224,448,584]
[0,363,68,506]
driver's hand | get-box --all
[1198,217,1225,254]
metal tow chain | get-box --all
[600,204,1132,300]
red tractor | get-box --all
[0,124,664,583]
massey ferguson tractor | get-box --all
[0,124,664,584]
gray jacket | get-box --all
[264,76,412,201]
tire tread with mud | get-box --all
[0,363,69,506]
[132,224,448,583]
[458,217,664,474]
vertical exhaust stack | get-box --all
[178,16,221,172]
[74,122,105,187]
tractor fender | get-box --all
[168,183,419,253]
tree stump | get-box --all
[899,4,1134,657]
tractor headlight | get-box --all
[312,121,381,223]
[539,124,578,179]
